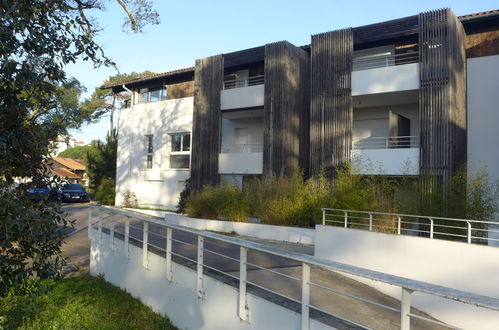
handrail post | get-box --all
[301,263,310,330]
[197,235,205,299]
[429,218,434,239]
[369,213,373,231]
[98,209,103,245]
[401,288,413,330]
[239,247,249,321]
[166,227,173,281]
[344,211,348,228]
[322,209,326,225]
[397,216,402,235]
[124,218,130,258]
[467,221,472,244]
[143,221,149,269]
[87,206,93,238]
[109,213,115,251]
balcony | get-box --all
[218,143,263,174]
[221,75,264,110]
[352,53,419,95]
[351,136,420,175]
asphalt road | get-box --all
[62,203,445,330]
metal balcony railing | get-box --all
[220,143,263,153]
[321,208,499,245]
[353,52,419,71]
[223,75,264,90]
[352,136,419,150]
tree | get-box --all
[87,130,118,204]
[0,0,160,296]
[58,145,99,163]
[81,71,155,133]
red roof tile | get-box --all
[52,157,86,170]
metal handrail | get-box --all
[89,205,499,330]
[353,52,419,71]
[352,136,419,150]
[220,143,263,153]
[321,208,499,245]
[223,75,264,90]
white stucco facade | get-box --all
[115,97,193,209]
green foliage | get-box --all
[95,178,116,205]
[185,184,250,222]
[57,145,98,163]
[184,166,499,233]
[0,0,159,296]
[176,178,191,213]
[86,130,117,194]
[0,276,176,329]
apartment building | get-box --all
[105,8,499,210]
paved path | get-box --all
[61,204,445,330]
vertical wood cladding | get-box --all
[465,29,499,58]
[310,29,353,179]
[419,9,467,194]
[167,81,195,99]
[191,55,223,190]
[263,41,310,177]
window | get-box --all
[170,133,190,169]
[140,88,149,103]
[138,86,167,103]
[145,135,153,169]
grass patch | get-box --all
[0,276,177,330]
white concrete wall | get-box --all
[352,63,419,95]
[467,55,499,245]
[90,228,328,330]
[124,208,315,244]
[116,97,193,210]
[315,225,499,329]
[351,148,419,175]
[219,152,263,175]
[221,85,264,110]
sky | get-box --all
[67,0,498,143]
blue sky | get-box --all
[67,0,498,143]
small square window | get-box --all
[146,136,153,153]
[170,155,190,169]
[182,134,190,152]
[171,135,182,152]
[146,155,153,169]
[150,89,160,102]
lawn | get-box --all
[0,276,177,329]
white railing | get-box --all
[220,143,263,153]
[223,75,264,90]
[321,208,499,245]
[352,136,419,150]
[353,52,419,71]
[89,205,499,330]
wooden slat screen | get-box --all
[191,55,223,190]
[419,8,467,195]
[310,29,353,179]
[263,41,310,177]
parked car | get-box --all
[27,186,52,201]
[59,183,90,202]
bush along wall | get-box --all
[182,166,499,236]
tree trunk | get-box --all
[110,94,116,134]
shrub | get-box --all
[176,179,191,213]
[185,183,249,222]
[95,178,115,205]
[121,189,138,208]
